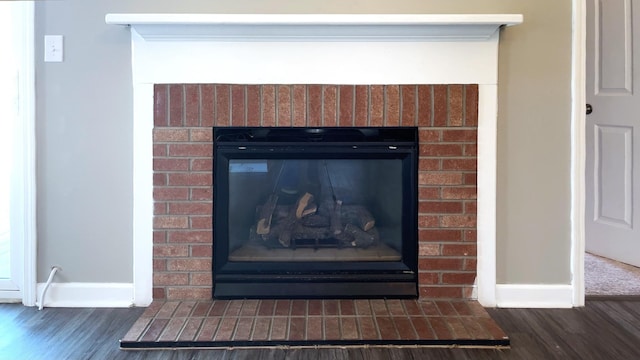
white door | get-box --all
[586,0,640,267]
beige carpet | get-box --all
[585,252,640,296]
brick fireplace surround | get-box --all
[152,83,478,301]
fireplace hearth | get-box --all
[213,127,419,298]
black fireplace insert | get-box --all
[212,127,418,298]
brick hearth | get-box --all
[152,84,478,301]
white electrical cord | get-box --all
[37,266,61,310]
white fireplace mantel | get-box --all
[105,14,522,41]
[106,13,522,307]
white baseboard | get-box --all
[35,282,134,308]
[495,284,574,308]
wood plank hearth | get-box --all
[121,299,508,349]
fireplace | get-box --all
[212,127,418,298]
[106,13,523,306]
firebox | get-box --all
[212,127,418,298]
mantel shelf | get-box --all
[105,13,523,41]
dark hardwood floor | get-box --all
[2,300,640,359]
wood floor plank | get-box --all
[3,300,640,359]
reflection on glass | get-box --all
[227,158,403,262]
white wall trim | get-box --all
[496,284,574,308]
[571,0,587,307]
[132,83,154,307]
[35,283,134,308]
[5,1,37,307]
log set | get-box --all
[251,196,379,249]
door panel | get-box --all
[586,0,640,267]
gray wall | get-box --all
[35,0,573,284]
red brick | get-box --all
[463,258,477,271]
[419,187,440,200]
[442,159,477,171]
[418,215,439,228]
[442,129,477,143]
[418,243,440,256]
[419,272,439,285]
[168,202,212,215]
[338,85,354,126]
[190,188,213,201]
[419,229,462,242]
[201,85,215,127]
[417,85,432,126]
[293,85,306,127]
[167,258,212,271]
[154,259,167,271]
[154,216,188,229]
[247,85,261,126]
[190,128,213,142]
[370,85,384,126]
[401,85,416,127]
[441,215,476,228]
[262,85,276,126]
[154,84,168,127]
[153,287,166,300]
[168,144,213,157]
[191,245,212,257]
[154,273,189,286]
[153,244,189,257]
[153,231,167,244]
[419,173,463,185]
[308,85,322,127]
[442,187,477,200]
[166,287,211,300]
[153,144,167,157]
[168,231,212,243]
[185,84,200,127]
[448,85,463,126]
[419,258,463,271]
[419,286,463,299]
[442,273,476,285]
[168,173,212,186]
[442,244,476,257]
[191,217,212,229]
[433,85,447,127]
[419,159,440,171]
[190,273,212,286]
[354,85,369,126]
[231,85,245,126]
[191,160,213,172]
[418,201,463,214]
[420,144,463,157]
[215,85,230,126]
[465,201,477,214]
[323,85,337,126]
[463,173,477,185]
[419,129,440,142]
[385,85,400,126]
[464,144,478,156]
[153,188,189,201]
[169,84,184,127]
[465,84,479,127]
[154,129,189,142]
[464,230,477,241]
[154,203,167,215]
[153,173,167,186]
[277,85,292,126]
[153,159,189,171]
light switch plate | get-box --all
[44,35,63,62]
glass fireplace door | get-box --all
[213,127,418,298]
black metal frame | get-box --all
[212,127,419,299]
